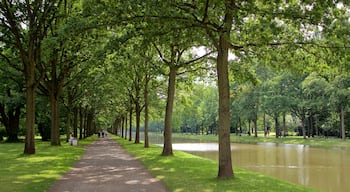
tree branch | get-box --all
[152,42,171,64]
[180,50,214,67]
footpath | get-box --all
[49,136,168,192]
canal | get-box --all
[147,134,350,192]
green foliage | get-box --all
[172,83,218,133]
[329,74,350,110]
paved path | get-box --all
[49,137,168,192]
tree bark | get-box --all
[79,107,83,139]
[0,104,21,142]
[283,113,287,137]
[129,104,133,141]
[162,65,177,156]
[135,87,141,144]
[308,115,312,138]
[7,108,20,142]
[301,117,307,139]
[24,62,36,154]
[65,90,73,142]
[144,76,150,148]
[73,107,78,138]
[253,117,258,138]
[121,116,124,138]
[125,114,128,140]
[50,93,61,146]
[87,109,94,137]
[275,116,279,138]
[341,107,346,140]
[216,34,233,178]
[84,107,88,138]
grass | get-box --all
[164,132,350,148]
[112,135,318,192]
[0,136,97,192]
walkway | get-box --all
[49,137,168,192]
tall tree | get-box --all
[329,75,350,140]
[153,41,211,156]
[302,72,331,137]
[0,0,64,154]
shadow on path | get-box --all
[49,137,168,192]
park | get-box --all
[1,1,350,192]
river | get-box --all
[146,134,350,192]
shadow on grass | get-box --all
[0,136,97,192]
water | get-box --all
[148,134,350,192]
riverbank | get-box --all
[112,135,318,192]
[163,133,350,148]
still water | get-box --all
[149,135,350,192]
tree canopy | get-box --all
[1,0,350,180]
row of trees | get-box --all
[1,0,350,179]
[169,70,350,140]
[0,0,106,149]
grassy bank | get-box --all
[112,135,318,192]
[164,133,350,148]
[0,136,97,192]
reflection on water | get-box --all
[150,134,350,192]
[172,143,218,151]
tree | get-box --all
[262,72,295,138]
[0,0,64,154]
[329,75,350,140]
[0,46,24,142]
[302,72,331,137]
[153,41,211,156]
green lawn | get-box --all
[112,135,318,192]
[0,136,97,192]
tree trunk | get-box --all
[263,113,267,136]
[248,120,251,136]
[65,90,73,142]
[216,34,233,178]
[87,109,94,137]
[301,117,307,139]
[79,107,83,139]
[84,108,88,138]
[24,68,36,154]
[275,116,279,138]
[283,113,287,137]
[129,105,133,141]
[307,115,312,138]
[73,107,78,138]
[113,117,118,135]
[125,114,128,140]
[341,107,346,140]
[315,115,319,136]
[162,65,177,156]
[50,93,61,146]
[121,116,124,138]
[135,97,141,144]
[7,107,20,142]
[0,104,21,142]
[144,76,150,148]
[253,117,258,138]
